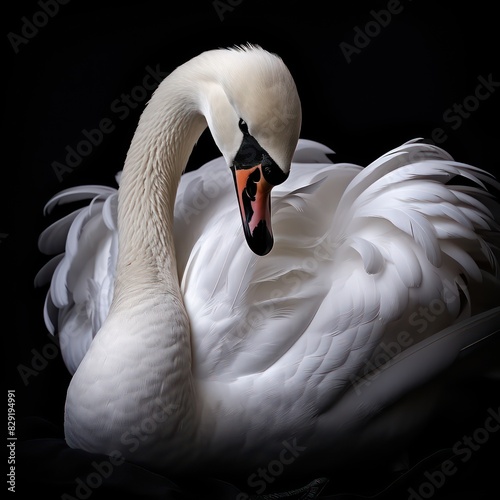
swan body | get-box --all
[37,46,500,474]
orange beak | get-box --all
[231,164,274,256]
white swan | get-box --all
[37,45,500,475]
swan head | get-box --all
[196,45,302,255]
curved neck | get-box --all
[114,75,207,304]
[71,70,211,465]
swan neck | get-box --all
[114,76,206,299]
[67,72,209,462]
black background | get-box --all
[3,0,499,498]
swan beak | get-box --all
[231,131,289,255]
[231,164,274,256]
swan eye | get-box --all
[238,118,249,135]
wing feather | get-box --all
[36,139,499,395]
[44,185,117,214]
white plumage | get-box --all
[36,46,499,474]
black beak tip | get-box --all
[244,221,274,256]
